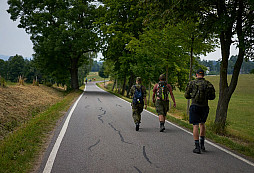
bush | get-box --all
[250,69,254,74]
[0,76,6,87]
[45,82,52,87]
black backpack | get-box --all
[133,86,144,105]
[192,79,215,104]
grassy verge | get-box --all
[96,82,254,161]
[0,89,83,173]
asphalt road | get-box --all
[38,82,254,173]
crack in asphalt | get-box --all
[88,139,100,151]
[97,108,106,123]
[134,166,142,173]
[97,98,102,102]
[143,146,152,164]
[142,146,159,168]
[108,123,132,144]
[116,104,122,107]
[85,105,90,108]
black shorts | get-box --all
[189,105,209,125]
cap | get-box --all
[197,68,205,75]
[159,74,166,81]
[136,77,142,82]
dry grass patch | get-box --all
[0,85,64,140]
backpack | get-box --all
[191,79,215,104]
[156,81,169,101]
[133,86,144,105]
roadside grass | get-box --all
[0,88,83,173]
[97,74,254,160]
[87,72,109,82]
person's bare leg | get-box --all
[200,123,206,151]
[193,124,201,154]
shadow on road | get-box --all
[84,90,114,97]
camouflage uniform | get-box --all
[185,78,215,124]
[153,82,172,116]
[130,84,147,124]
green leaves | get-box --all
[8,0,99,89]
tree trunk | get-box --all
[70,58,79,90]
[166,66,168,83]
[187,37,194,117]
[148,81,151,106]
[214,0,244,132]
[121,76,127,96]
[112,78,116,91]
[127,74,135,98]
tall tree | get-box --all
[7,55,25,82]
[179,0,254,131]
[7,0,99,89]
[97,0,146,95]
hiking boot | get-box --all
[193,143,201,154]
[160,124,165,132]
[200,144,206,152]
[136,123,140,131]
[193,147,201,154]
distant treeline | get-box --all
[0,55,41,83]
[199,55,254,75]
[91,61,102,72]
[0,54,93,88]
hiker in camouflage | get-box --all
[185,68,215,154]
[130,77,147,131]
[153,74,176,132]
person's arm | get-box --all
[168,84,176,108]
[152,84,157,103]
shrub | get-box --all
[0,76,6,87]
[250,69,254,74]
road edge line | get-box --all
[43,86,86,173]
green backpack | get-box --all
[157,81,169,101]
[191,79,215,104]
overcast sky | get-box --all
[0,0,34,58]
[1,0,238,61]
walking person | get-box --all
[184,68,215,154]
[130,77,147,131]
[153,74,176,132]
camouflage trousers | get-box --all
[132,103,144,124]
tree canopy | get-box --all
[8,0,99,89]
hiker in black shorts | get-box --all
[185,68,215,154]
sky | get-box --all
[0,0,34,58]
[0,0,238,61]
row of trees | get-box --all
[200,56,254,75]
[7,0,254,131]
[97,0,254,132]
[0,55,40,83]
[0,54,93,88]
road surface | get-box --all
[38,82,254,173]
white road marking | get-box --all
[96,84,254,167]
[43,86,86,173]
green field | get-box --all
[86,72,110,82]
